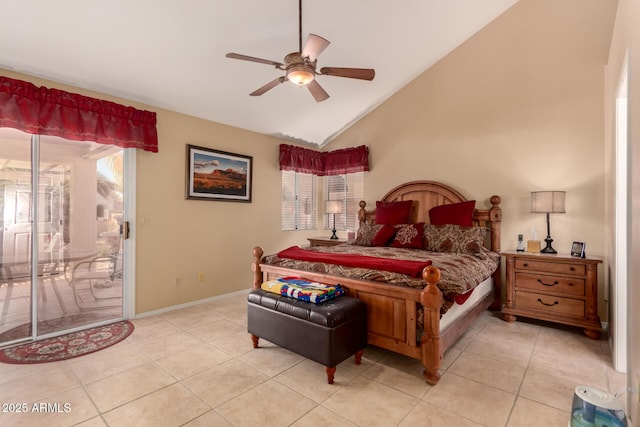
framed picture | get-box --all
[186,144,252,202]
[570,241,586,258]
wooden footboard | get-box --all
[251,180,501,385]
[252,246,445,384]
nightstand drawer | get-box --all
[515,273,585,296]
[516,291,585,317]
[515,259,585,276]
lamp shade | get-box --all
[325,200,343,214]
[531,191,566,213]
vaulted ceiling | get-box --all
[0,0,520,146]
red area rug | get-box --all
[0,320,134,364]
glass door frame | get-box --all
[35,138,135,340]
[122,148,135,320]
[29,134,40,338]
[3,134,134,344]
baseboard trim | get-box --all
[134,288,250,319]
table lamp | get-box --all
[325,200,343,240]
[530,191,566,254]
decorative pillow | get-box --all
[372,224,397,247]
[423,224,486,254]
[375,200,413,225]
[428,200,476,227]
[391,223,425,249]
[354,223,383,246]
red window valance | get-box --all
[279,144,324,175]
[279,144,369,176]
[0,76,158,152]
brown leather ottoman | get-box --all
[247,289,367,384]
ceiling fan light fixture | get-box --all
[287,66,315,86]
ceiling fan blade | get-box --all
[250,76,287,96]
[302,34,330,62]
[320,67,375,81]
[307,80,329,102]
[225,53,284,68]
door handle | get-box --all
[121,221,130,240]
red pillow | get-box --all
[375,200,413,224]
[372,224,397,246]
[429,200,476,227]
[391,223,425,249]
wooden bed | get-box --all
[251,180,502,385]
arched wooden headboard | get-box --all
[357,180,502,252]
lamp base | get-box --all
[540,237,557,254]
[330,228,338,240]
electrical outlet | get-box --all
[174,277,182,287]
[198,272,205,282]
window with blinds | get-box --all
[282,170,316,230]
[325,172,364,231]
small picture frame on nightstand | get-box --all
[571,241,586,258]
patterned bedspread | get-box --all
[262,244,500,307]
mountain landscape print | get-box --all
[186,145,252,202]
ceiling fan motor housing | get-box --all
[285,52,317,86]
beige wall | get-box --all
[605,0,640,420]
[135,111,309,313]
[327,0,617,321]
[135,112,278,312]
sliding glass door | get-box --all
[0,128,126,347]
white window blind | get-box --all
[282,170,316,230]
[326,172,364,231]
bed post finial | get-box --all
[489,196,502,221]
[420,265,442,385]
[423,265,440,285]
[252,247,264,289]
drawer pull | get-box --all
[523,263,528,267]
[537,279,559,287]
[537,298,558,307]
[570,266,575,271]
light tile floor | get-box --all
[0,291,627,427]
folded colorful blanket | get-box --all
[261,276,344,304]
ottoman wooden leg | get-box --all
[325,366,336,384]
[354,349,364,365]
[250,334,259,348]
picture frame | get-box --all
[186,144,252,202]
[570,241,586,258]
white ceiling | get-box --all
[0,0,520,147]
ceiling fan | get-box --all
[225,0,375,102]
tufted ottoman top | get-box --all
[248,289,366,328]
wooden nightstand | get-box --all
[502,250,602,339]
[307,237,348,247]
